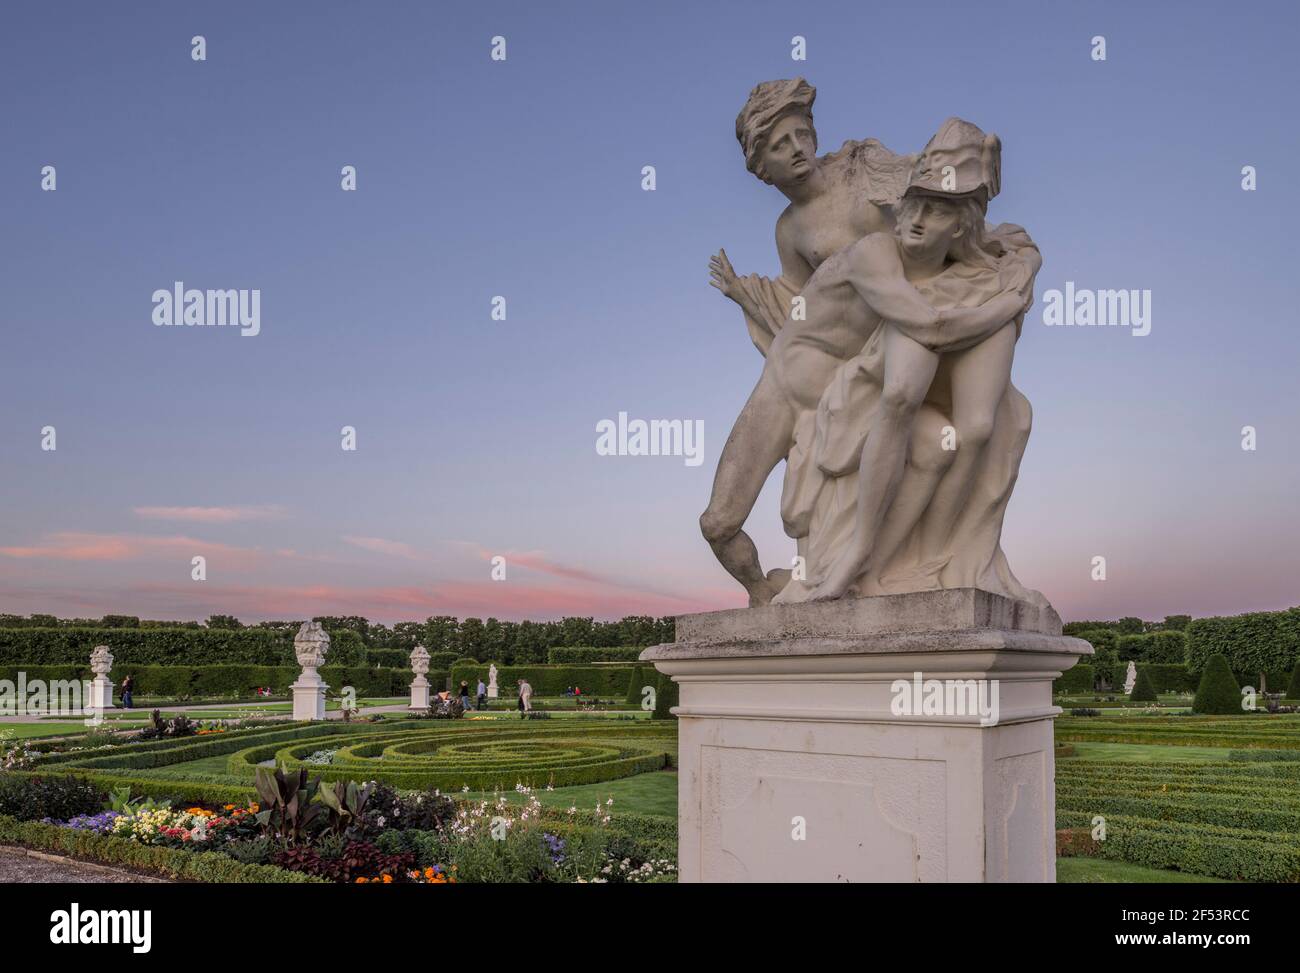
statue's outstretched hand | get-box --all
[709,249,745,304]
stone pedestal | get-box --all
[291,672,328,721]
[641,588,1091,883]
[410,675,431,712]
[88,676,115,713]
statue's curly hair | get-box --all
[735,78,817,181]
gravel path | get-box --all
[0,846,168,883]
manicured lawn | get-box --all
[1057,857,1229,883]
[2,722,102,740]
[1066,742,1234,763]
[469,769,679,818]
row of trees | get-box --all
[0,613,676,666]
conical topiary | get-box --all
[1192,653,1242,714]
[1129,666,1157,702]
[651,670,678,720]
[1287,660,1300,701]
[625,665,644,706]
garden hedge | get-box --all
[0,664,414,699]
[548,646,645,664]
[0,815,322,883]
[1128,667,1157,702]
[1055,810,1300,882]
[0,626,367,667]
[229,721,677,791]
[652,671,678,720]
[1186,606,1300,675]
[1193,654,1242,714]
[450,664,636,696]
[1289,661,1300,700]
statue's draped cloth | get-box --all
[756,221,1046,606]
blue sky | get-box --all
[2,0,1297,624]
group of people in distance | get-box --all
[453,677,534,718]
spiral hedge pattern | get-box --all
[224,721,674,789]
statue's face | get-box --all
[759,114,816,186]
[898,196,964,259]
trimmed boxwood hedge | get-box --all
[0,815,322,882]
[1055,810,1300,882]
[226,721,676,791]
[450,664,636,696]
[1129,667,1157,702]
[1185,607,1300,675]
[548,646,645,664]
[0,626,367,666]
[1193,654,1242,714]
[0,664,414,699]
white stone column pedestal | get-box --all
[88,676,115,713]
[410,675,431,712]
[642,588,1091,883]
[291,671,328,721]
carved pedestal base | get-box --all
[291,671,328,721]
[642,589,1091,883]
[410,675,431,713]
[88,676,115,713]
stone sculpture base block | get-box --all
[88,677,115,713]
[291,676,328,721]
[410,677,431,713]
[641,588,1091,883]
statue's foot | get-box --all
[745,577,781,607]
[771,580,815,605]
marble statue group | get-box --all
[703,78,1047,609]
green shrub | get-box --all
[1128,667,1157,702]
[1186,607,1300,675]
[0,773,105,821]
[548,646,644,664]
[449,664,636,697]
[1193,654,1242,714]
[1053,662,1093,694]
[1288,661,1300,700]
[1116,634,1149,662]
[0,626,367,667]
[1139,664,1197,693]
[652,671,678,720]
[625,665,644,705]
[0,816,323,882]
[1146,630,1187,665]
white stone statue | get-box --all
[88,644,115,712]
[290,621,330,720]
[409,645,431,712]
[1124,661,1137,695]
[703,86,1044,609]
[487,663,498,699]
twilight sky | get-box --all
[2,0,1297,625]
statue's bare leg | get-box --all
[861,404,957,587]
[811,327,939,599]
[700,369,796,605]
[917,323,1016,561]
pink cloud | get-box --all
[0,579,744,625]
[133,505,285,523]
[0,531,261,567]
[341,536,425,560]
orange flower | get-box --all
[381,874,393,884]
[356,877,368,884]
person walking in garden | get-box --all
[121,674,134,709]
[476,678,486,710]
[517,679,533,718]
[459,680,472,711]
